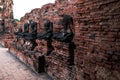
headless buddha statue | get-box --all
[23,20,37,50]
[53,14,74,43]
[37,19,53,40]
[37,19,53,56]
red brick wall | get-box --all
[73,0,120,80]
[17,0,120,80]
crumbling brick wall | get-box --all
[17,0,120,80]
[73,0,120,80]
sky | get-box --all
[13,0,55,20]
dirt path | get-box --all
[0,46,52,80]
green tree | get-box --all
[14,19,20,22]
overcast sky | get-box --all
[13,0,55,20]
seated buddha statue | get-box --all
[37,19,53,41]
[37,19,54,56]
[53,14,74,43]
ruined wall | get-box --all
[0,0,14,28]
[0,0,4,18]
[0,0,15,48]
[3,0,13,19]
[16,0,120,80]
[73,0,120,80]
[46,0,120,79]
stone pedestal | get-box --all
[46,40,76,80]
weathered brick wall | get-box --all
[13,0,120,80]
[73,0,120,80]
[0,0,14,47]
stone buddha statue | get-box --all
[53,14,74,43]
[14,27,23,38]
[1,19,5,33]
[25,20,37,40]
[14,27,22,35]
[22,22,29,38]
[23,20,38,50]
[23,20,37,40]
[37,19,54,55]
[37,19,53,40]
[24,22,29,33]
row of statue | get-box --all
[14,14,75,55]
